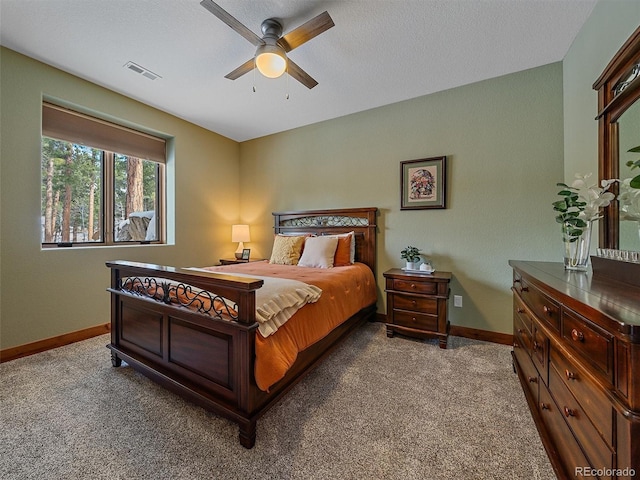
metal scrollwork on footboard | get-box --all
[119,276,239,320]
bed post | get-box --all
[110,265,122,367]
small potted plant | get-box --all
[400,246,421,270]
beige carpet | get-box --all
[0,323,555,479]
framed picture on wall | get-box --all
[400,156,447,210]
[241,248,251,260]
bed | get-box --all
[106,207,377,448]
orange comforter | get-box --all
[202,261,377,391]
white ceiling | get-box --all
[0,0,597,142]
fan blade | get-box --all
[278,11,334,52]
[287,59,318,89]
[200,0,264,47]
[224,58,255,80]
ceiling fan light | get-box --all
[255,44,287,78]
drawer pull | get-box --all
[542,305,553,316]
[571,329,585,342]
[411,317,417,322]
[528,376,537,384]
[410,284,416,289]
[539,402,549,410]
[563,407,576,417]
[521,286,529,292]
[411,300,417,307]
[516,308,525,314]
[565,369,577,381]
[533,341,540,352]
[517,328,524,335]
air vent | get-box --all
[124,61,161,81]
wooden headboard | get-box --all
[273,207,378,273]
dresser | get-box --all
[383,268,451,348]
[510,260,640,480]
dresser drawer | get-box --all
[513,295,533,335]
[392,278,437,295]
[514,332,538,404]
[538,382,592,480]
[514,278,560,330]
[550,347,612,447]
[562,309,614,382]
[514,312,533,354]
[516,278,560,331]
[549,364,614,476]
[532,326,548,386]
[393,294,437,314]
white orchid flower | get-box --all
[619,178,640,221]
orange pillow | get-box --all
[333,233,353,266]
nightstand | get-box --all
[219,258,266,265]
[383,268,452,348]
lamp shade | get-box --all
[231,224,251,243]
[255,44,287,79]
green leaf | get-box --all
[630,174,640,189]
[627,145,640,153]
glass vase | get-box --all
[562,220,592,271]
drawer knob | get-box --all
[539,402,549,411]
[571,329,585,342]
[517,328,524,335]
[565,369,577,381]
[542,305,553,316]
[411,300,417,306]
[411,317,417,322]
[533,341,540,351]
[521,286,529,292]
[528,376,537,384]
[563,407,576,417]
[516,308,525,314]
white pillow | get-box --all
[297,236,339,268]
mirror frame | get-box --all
[593,25,640,249]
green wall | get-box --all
[240,63,565,334]
[0,48,240,349]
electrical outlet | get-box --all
[454,295,463,307]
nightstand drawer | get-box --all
[392,279,437,295]
[393,294,437,314]
[393,310,438,331]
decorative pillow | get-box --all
[324,231,355,266]
[269,235,306,265]
[333,232,354,266]
[297,236,339,268]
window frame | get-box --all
[41,102,166,248]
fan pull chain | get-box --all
[285,64,290,100]
[252,57,257,92]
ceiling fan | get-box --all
[200,0,335,89]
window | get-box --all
[41,102,165,246]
